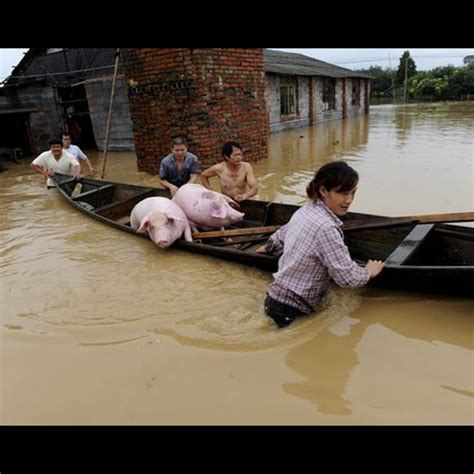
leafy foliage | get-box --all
[396,51,417,87]
[357,57,474,101]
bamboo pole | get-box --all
[192,225,281,239]
[100,48,121,180]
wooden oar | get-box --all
[191,211,474,239]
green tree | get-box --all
[407,64,474,100]
[355,66,394,97]
[396,51,417,87]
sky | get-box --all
[1,48,473,82]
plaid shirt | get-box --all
[265,200,370,313]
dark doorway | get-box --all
[0,112,34,155]
[57,84,97,149]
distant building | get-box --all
[463,55,474,64]
[264,50,371,133]
[0,48,371,169]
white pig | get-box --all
[172,183,244,231]
[130,197,192,248]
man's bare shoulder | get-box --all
[242,161,255,172]
[212,162,227,173]
[202,162,223,174]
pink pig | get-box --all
[172,183,244,231]
[130,197,192,248]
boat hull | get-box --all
[52,174,474,296]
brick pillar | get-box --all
[121,48,269,173]
[364,79,370,113]
[309,77,316,125]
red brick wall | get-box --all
[121,48,269,173]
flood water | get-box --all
[1,102,473,424]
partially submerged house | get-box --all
[0,48,134,155]
[0,48,371,167]
[264,50,372,132]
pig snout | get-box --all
[146,218,177,248]
[157,238,170,248]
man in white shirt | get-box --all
[61,132,96,175]
[31,138,81,188]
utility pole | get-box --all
[404,56,408,104]
[389,53,396,104]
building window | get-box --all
[322,77,336,111]
[280,76,298,116]
[352,79,361,106]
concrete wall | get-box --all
[85,75,135,152]
[0,86,63,154]
[268,74,310,133]
[313,77,344,124]
[267,74,370,132]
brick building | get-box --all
[121,48,268,172]
[0,48,371,171]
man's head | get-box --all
[222,141,242,163]
[49,138,63,159]
[170,136,188,160]
[61,132,72,148]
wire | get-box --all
[335,55,467,65]
[0,63,117,82]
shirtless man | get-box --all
[200,141,258,202]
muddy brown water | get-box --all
[1,102,472,424]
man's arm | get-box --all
[76,147,96,175]
[200,164,220,189]
[159,178,178,196]
[234,163,258,201]
[188,173,199,184]
[31,163,52,180]
[83,157,96,175]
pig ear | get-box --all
[137,219,150,233]
[165,211,184,223]
[221,194,240,209]
[210,202,227,219]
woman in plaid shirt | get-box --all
[257,161,384,328]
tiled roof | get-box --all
[264,49,373,79]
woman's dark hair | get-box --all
[306,161,359,201]
[222,141,241,160]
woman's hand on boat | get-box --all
[366,259,385,278]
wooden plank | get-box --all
[72,184,115,201]
[348,211,474,229]
[403,211,474,224]
[385,224,435,265]
[192,225,281,239]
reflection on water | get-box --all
[1,102,473,424]
[283,290,473,419]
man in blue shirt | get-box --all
[158,137,200,196]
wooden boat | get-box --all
[51,173,474,296]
